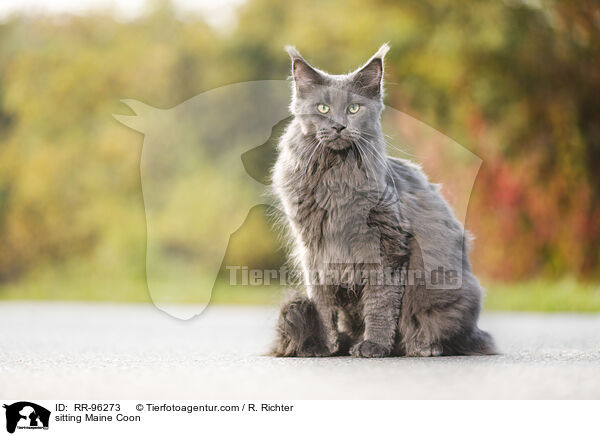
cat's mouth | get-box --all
[325,136,353,151]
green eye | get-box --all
[348,103,360,114]
[317,104,330,114]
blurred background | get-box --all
[0,0,598,311]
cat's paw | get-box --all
[336,332,353,356]
[405,342,443,357]
[350,340,390,358]
[297,338,333,357]
[327,336,344,355]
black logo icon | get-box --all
[3,402,50,434]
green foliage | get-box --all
[0,0,599,308]
[484,279,600,313]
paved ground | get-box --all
[0,302,599,399]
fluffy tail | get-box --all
[270,291,331,357]
[444,328,498,356]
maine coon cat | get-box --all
[271,44,496,357]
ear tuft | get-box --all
[285,45,302,61]
[373,42,390,60]
[352,43,390,98]
[285,46,323,92]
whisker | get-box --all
[356,135,399,199]
[354,142,376,187]
[384,141,419,159]
[294,138,319,172]
[354,139,382,197]
[359,130,418,159]
[300,139,323,187]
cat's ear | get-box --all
[286,46,324,93]
[352,43,390,98]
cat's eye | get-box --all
[348,103,361,114]
[317,104,330,114]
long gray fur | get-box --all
[271,44,496,357]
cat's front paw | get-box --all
[297,337,333,357]
[405,342,443,357]
[350,340,390,358]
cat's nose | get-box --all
[331,124,346,133]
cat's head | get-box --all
[287,44,389,151]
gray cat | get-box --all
[271,44,496,358]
